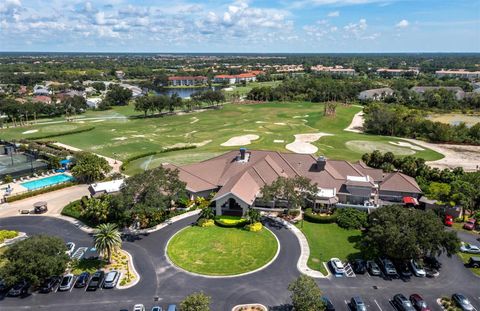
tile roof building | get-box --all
[168,76,208,86]
[410,86,466,101]
[311,65,356,76]
[435,70,480,79]
[166,149,422,216]
[358,88,394,101]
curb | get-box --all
[265,215,329,279]
[132,209,201,234]
[232,304,268,311]
[164,225,281,279]
[0,232,27,248]
[116,249,140,290]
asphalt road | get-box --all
[0,216,479,311]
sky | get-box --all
[0,0,479,53]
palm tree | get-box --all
[93,223,122,263]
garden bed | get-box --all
[214,215,248,227]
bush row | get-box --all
[5,181,76,203]
[26,126,95,140]
[303,208,337,224]
[0,230,19,243]
[214,216,248,228]
[120,145,197,171]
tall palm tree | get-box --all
[93,223,122,264]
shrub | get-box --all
[3,175,13,183]
[5,181,75,203]
[245,222,263,232]
[303,208,337,224]
[197,218,214,227]
[288,209,301,217]
[214,215,248,227]
[336,207,367,229]
[0,230,18,243]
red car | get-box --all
[410,294,431,311]
[463,219,477,231]
[444,215,453,227]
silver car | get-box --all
[460,242,480,254]
[59,274,74,291]
[103,270,120,289]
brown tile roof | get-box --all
[380,172,422,193]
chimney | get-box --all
[239,147,246,160]
[317,156,326,170]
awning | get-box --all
[315,197,339,205]
[403,197,419,205]
[60,159,71,165]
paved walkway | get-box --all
[266,215,329,278]
[0,184,90,217]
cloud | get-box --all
[290,0,395,9]
[395,19,409,28]
[327,11,340,17]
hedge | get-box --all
[120,145,197,171]
[197,218,215,227]
[5,181,76,203]
[303,208,337,224]
[0,230,19,243]
[214,215,248,228]
[26,126,95,140]
[244,222,263,232]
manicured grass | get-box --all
[452,222,480,235]
[0,101,443,176]
[167,225,278,275]
[296,221,362,275]
[457,252,480,277]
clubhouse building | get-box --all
[165,149,422,216]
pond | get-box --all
[154,86,221,99]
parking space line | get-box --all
[374,299,383,311]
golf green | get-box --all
[167,225,278,276]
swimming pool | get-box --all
[21,174,74,191]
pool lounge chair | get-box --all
[33,173,38,177]
[12,179,17,183]
[20,177,24,182]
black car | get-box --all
[0,279,6,292]
[366,260,381,276]
[39,276,60,293]
[396,261,413,278]
[393,294,416,311]
[352,259,367,274]
[75,272,90,288]
[468,257,480,268]
[86,271,105,291]
[7,280,30,297]
[322,296,335,311]
[377,258,398,278]
[423,256,441,270]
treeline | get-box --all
[361,150,480,213]
[364,103,480,144]
[246,76,378,102]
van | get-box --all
[468,257,480,268]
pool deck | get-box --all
[1,172,73,196]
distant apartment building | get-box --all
[213,72,262,84]
[264,64,304,73]
[376,68,419,77]
[33,84,51,96]
[115,70,125,79]
[435,69,480,79]
[358,88,394,101]
[311,65,356,76]
[410,86,466,101]
[168,76,208,86]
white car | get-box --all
[409,259,426,277]
[103,270,120,288]
[59,274,75,291]
[65,242,75,256]
[330,258,345,274]
[133,304,146,311]
[460,242,480,254]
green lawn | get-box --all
[457,252,480,277]
[167,225,278,275]
[296,221,362,275]
[0,101,443,176]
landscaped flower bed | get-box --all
[214,215,248,227]
[0,230,18,243]
[233,304,267,311]
[439,297,462,311]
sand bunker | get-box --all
[221,135,259,147]
[184,130,197,137]
[345,140,416,156]
[90,119,105,123]
[389,141,425,151]
[344,111,364,133]
[132,134,146,138]
[113,137,128,141]
[22,129,39,134]
[274,140,285,143]
[190,117,199,124]
[274,122,287,125]
[255,121,267,124]
[166,140,212,149]
[286,133,333,154]
[293,115,309,119]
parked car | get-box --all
[133,304,146,311]
[352,259,367,274]
[463,219,476,231]
[409,294,431,311]
[350,296,367,311]
[0,279,6,292]
[330,258,345,274]
[395,261,412,278]
[393,294,416,311]
[39,276,60,293]
[460,242,480,254]
[409,259,426,277]
[86,271,105,291]
[444,215,453,227]
[151,307,162,311]
[366,260,381,276]
[452,293,474,311]
[423,256,442,270]
[166,305,177,311]
[468,257,480,268]
[65,242,75,256]
[322,296,335,311]
[103,270,120,289]
[378,258,398,278]
[59,274,75,291]
[7,280,30,297]
[75,272,90,288]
